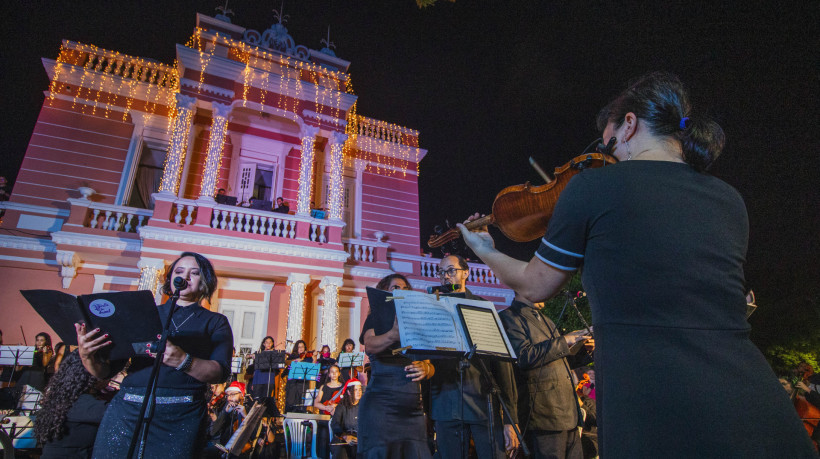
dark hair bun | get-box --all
[597,71,725,171]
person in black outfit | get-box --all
[358,274,435,459]
[272,197,289,214]
[35,350,109,458]
[330,380,362,459]
[428,255,519,458]
[76,252,234,458]
[458,72,817,457]
[206,381,249,455]
[499,296,591,458]
[284,339,313,412]
[17,331,53,392]
[250,336,278,401]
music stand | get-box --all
[0,346,34,385]
[337,352,364,380]
[289,362,320,412]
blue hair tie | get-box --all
[679,117,690,130]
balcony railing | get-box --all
[156,196,340,245]
[353,115,419,147]
[60,40,179,90]
[68,199,152,233]
[343,238,390,263]
[413,255,501,286]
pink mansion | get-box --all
[0,13,513,352]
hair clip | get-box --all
[679,117,691,130]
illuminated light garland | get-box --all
[327,131,347,220]
[46,41,179,125]
[137,258,165,302]
[319,277,343,352]
[158,94,197,194]
[285,273,311,353]
[199,102,232,199]
[296,125,320,214]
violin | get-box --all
[428,143,617,248]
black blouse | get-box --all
[121,301,233,390]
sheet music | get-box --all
[394,292,464,352]
[458,306,510,355]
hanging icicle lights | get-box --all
[185,27,420,178]
[46,41,179,123]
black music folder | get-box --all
[20,289,162,361]
[255,350,286,371]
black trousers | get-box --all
[525,429,583,459]
[434,419,505,459]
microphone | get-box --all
[427,284,459,294]
[173,277,188,290]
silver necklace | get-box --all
[171,308,196,334]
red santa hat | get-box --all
[225,381,246,397]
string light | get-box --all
[158,95,196,194]
[319,277,341,352]
[327,132,347,220]
[285,276,308,353]
[296,125,319,214]
[200,103,231,198]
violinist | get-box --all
[314,364,344,415]
[284,340,313,412]
[497,293,591,459]
[457,71,816,456]
[206,382,249,456]
[250,336,278,401]
[337,338,363,383]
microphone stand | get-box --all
[126,279,184,459]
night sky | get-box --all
[2,1,818,343]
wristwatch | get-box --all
[175,353,193,372]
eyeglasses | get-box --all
[438,267,466,278]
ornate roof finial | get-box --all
[272,1,289,25]
[215,0,234,23]
[320,26,337,56]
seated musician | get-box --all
[314,364,344,415]
[336,338,365,384]
[330,380,362,459]
[207,382,250,451]
[284,340,313,413]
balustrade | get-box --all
[210,207,299,240]
[64,41,178,90]
[84,204,151,233]
[414,256,500,286]
[355,115,418,147]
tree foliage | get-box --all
[537,273,592,333]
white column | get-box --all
[198,102,232,201]
[158,94,197,195]
[285,273,311,353]
[326,131,348,221]
[318,276,344,351]
[56,250,80,289]
[138,258,165,303]
[296,125,320,215]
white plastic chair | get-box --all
[283,418,318,458]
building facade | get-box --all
[0,13,513,353]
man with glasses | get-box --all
[429,255,519,458]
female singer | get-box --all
[313,364,344,415]
[250,336,277,401]
[76,252,233,458]
[330,380,363,459]
[357,274,434,458]
[35,351,109,458]
[458,72,817,456]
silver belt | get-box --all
[123,393,195,404]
